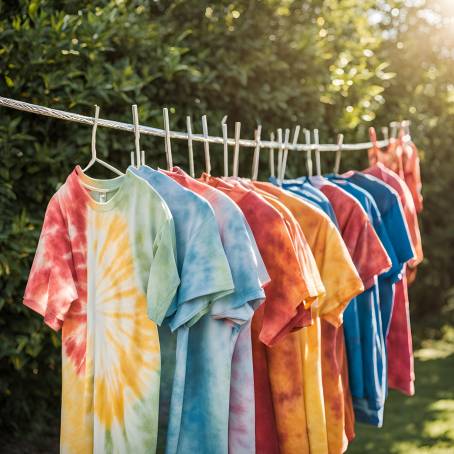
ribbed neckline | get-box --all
[73,165,130,212]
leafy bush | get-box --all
[0,0,452,440]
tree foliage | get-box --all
[0,0,452,440]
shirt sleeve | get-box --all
[168,211,235,331]
[382,198,415,266]
[23,195,78,331]
[318,223,365,327]
[209,210,265,324]
[147,214,181,325]
[343,204,392,290]
[371,207,403,283]
[257,215,314,346]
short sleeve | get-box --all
[243,220,271,288]
[168,212,234,331]
[256,214,313,346]
[147,214,180,325]
[318,223,364,327]
[23,195,78,331]
[371,208,403,282]
[209,209,265,324]
[382,199,415,265]
[343,204,391,290]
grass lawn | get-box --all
[2,326,453,453]
[349,326,454,454]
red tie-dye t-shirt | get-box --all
[364,163,422,396]
[369,132,423,213]
[203,176,320,454]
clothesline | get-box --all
[0,96,404,153]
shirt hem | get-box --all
[23,298,63,332]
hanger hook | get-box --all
[269,132,276,178]
[304,128,313,177]
[276,129,283,181]
[132,104,141,167]
[233,122,241,177]
[222,119,229,177]
[202,115,211,175]
[333,133,344,174]
[163,108,173,170]
[313,129,321,176]
[281,125,300,181]
[186,116,195,178]
[389,121,399,139]
[91,105,100,161]
[251,125,262,181]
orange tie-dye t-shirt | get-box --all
[254,182,364,454]
[246,183,326,454]
[23,167,180,453]
[203,176,320,454]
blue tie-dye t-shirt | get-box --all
[270,176,338,223]
[342,171,414,338]
[326,175,392,425]
[279,176,389,424]
[132,166,236,451]
[159,166,267,454]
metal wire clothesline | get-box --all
[0,96,398,153]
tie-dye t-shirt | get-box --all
[207,177,316,454]
[326,176,393,426]
[273,176,339,223]
[24,166,180,453]
[241,182,324,454]
[365,163,422,271]
[255,181,364,454]
[363,164,421,396]
[131,166,236,453]
[161,167,266,454]
[282,182,358,443]
[403,140,423,213]
[198,175,270,454]
[310,177,392,432]
[341,171,412,347]
[368,135,423,214]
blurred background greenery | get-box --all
[0,0,453,452]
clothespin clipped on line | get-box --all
[269,132,275,178]
[222,116,229,177]
[280,125,301,181]
[202,115,211,175]
[232,121,241,178]
[251,125,262,181]
[163,108,173,170]
[276,129,283,181]
[333,133,344,174]
[313,128,321,176]
[186,116,195,177]
[304,128,313,177]
[131,104,143,167]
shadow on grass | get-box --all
[349,334,454,454]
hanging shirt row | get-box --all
[23,129,423,454]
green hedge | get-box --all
[0,0,453,440]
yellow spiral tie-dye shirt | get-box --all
[23,166,180,454]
